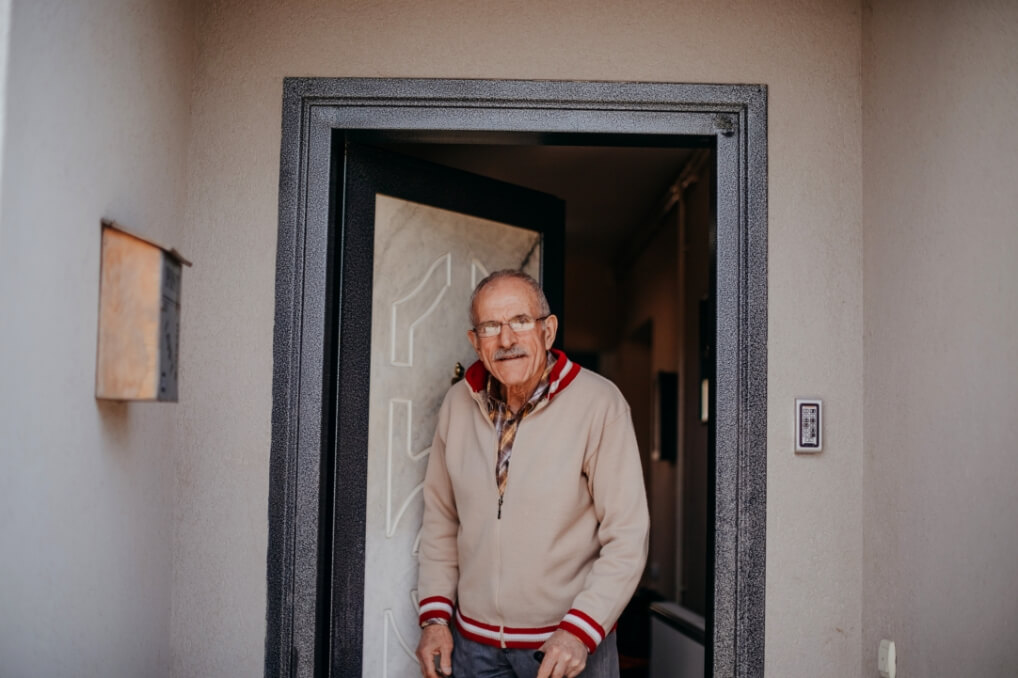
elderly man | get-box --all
[414,270,649,678]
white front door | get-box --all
[343,146,563,677]
[363,194,542,676]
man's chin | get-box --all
[490,363,533,387]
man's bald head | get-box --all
[468,270,550,327]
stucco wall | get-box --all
[0,0,10,228]
[0,1,194,676]
[178,0,864,675]
[7,2,1016,675]
[862,1,1018,675]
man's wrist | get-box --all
[420,618,450,629]
[556,627,591,653]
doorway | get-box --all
[265,78,767,678]
[383,141,715,677]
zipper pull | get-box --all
[497,495,503,520]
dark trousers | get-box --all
[451,623,619,678]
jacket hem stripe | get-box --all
[455,610,556,649]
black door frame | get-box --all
[266,78,768,678]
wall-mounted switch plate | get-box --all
[878,639,896,678]
[795,399,822,453]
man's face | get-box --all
[467,277,558,391]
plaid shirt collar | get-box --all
[464,351,583,509]
[482,350,555,419]
[465,348,581,405]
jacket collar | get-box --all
[464,348,580,403]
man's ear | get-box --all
[467,329,482,357]
[542,314,558,350]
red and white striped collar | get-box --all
[464,348,580,403]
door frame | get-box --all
[266,78,768,678]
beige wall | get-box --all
[0,1,194,676]
[862,1,1018,675]
[0,0,868,675]
[5,2,1015,675]
[0,0,10,228]
[177,1,864,675]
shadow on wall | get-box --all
[96,398,131,449]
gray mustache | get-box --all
[493,347,528,361]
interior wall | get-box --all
[606,325,656,582]
[0,1,195,676]
[615,214,681,600]
[676,159,712,617]
[177,0,864,675]
[862,1,1018,675]
[563,250,622,353]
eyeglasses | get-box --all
[471,314,550,338]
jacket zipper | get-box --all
[493,420,510,646]
[494,487,506,647]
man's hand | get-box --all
[536,629,588,678]
[416,623,453,677]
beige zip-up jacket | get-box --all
[417,351,649,653]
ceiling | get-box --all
[383,143,695,259]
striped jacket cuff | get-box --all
[418,596,454,625]
[557,609,606,654]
